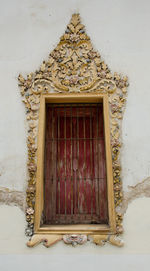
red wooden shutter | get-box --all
[44,104,108,225]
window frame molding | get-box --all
[34,92,116,235]
[18,13,129,248]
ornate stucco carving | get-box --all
[18,13,128,247]
[63,234,87,246]
[27,234,63,248]
[91,234,124,247]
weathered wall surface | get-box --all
[0,0,150,270]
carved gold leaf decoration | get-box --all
[18,14,120,94]
[91,234,124,247]
[27,234,63,247]
[91,235,108,246]
[18,13,129,246]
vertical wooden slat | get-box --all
[90,108,95,217]
[70,107,73,221]
[77,107,80,220]
[85,111,91,215]
[59,108,65,215]
[64,107,67,216]
[44,106,53,223]
[72,107,77,218]
[90,107,93,218]
[83,108,86,218]
[57,108,60,217]
[98,105,108,223]
[52,107,57,222]
[92,106,99,219]
[66,108,71,218]
[92,108,96,217]
[78,113,85,218]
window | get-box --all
[44,103,108,225]
[34,93,116,234]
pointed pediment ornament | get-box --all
[18,14,128,94]
[18,14,129,247]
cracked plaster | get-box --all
[0,187,26,212]
[0,176,150,216]
[121,177,150,214]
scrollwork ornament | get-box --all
[18,13,129,247]
[63,234,87,246]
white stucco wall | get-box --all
[0,0,150,270]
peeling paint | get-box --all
[0,177,149,219]
[0,187,26,212]
[121,177,150,214]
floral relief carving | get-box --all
[18,14,128,247]
[63,235,87,246]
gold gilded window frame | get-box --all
[18,13,128,248]
[34,93,116,236]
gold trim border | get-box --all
[18,13,129,247]
[34,93,116,235]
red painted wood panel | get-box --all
[44,104,108,225]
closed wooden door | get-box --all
[44,104,108,225]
